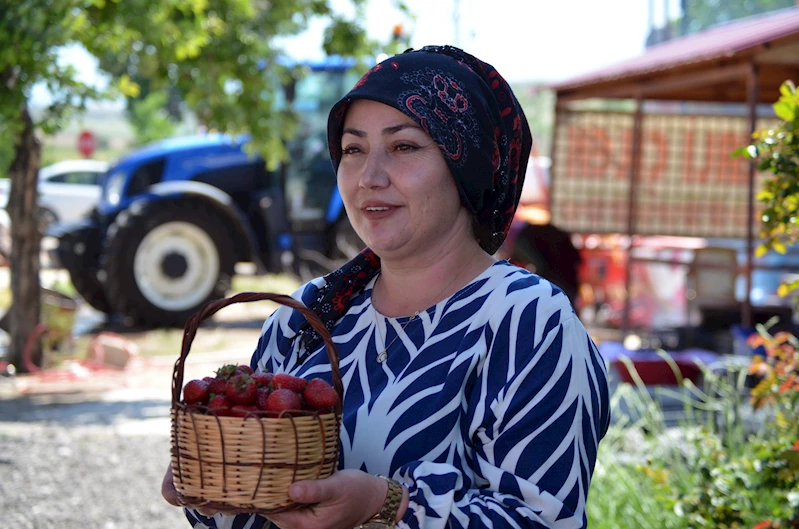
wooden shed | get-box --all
[548,7,799,330]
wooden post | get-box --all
[743,62,759,330]
[622,96,645,332]
[547,102,564,216]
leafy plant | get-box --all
[128,92,177,145]
[588,336,799,529]
[646,324,799,528]
[738,80,799,300]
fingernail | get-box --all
[289,483,305,501]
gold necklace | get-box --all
[373,261,472,363]
[375,310,420,363]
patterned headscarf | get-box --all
[297,45,533,358]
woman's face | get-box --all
[337,100,473,261]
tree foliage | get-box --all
[680,0,795,34]
[0,0,392,371]
[79,0,388,165]
[739,81,799,300]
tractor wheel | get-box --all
[37,207,58,235]
[55,224,113,314]
[71,266,113,314]
[100,199,235,327]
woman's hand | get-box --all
[161,463,238,518]
[267,470,401,529]
[162,463,181,507]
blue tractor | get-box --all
[49,60,363,326]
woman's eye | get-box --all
[341,146,362,155]
[394,143,418,152]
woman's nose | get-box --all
[359,149,390,189]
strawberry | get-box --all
[207,376,228,396]
[231,405,260,418]
[226,373,257,405]
[264,388,303,414]
[303,378,339,410]
[252,372,273,389]
[272,373,308,393]
[215,364,239,380]
[183,379,210,405]
[255,387,271,410]
[236,365,254,375]
[207,394,233,416]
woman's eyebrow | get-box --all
[382,123,423,135]
[342,127,366,138]
[341,123,423,138]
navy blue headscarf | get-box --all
[297,45,533,357]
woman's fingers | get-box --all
[162,463,240,518]
[161,463,181,506]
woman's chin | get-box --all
[360,236,410,258]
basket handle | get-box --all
[171,292,343,409]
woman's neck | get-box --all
[372,240,496,318]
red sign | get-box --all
[78,130,95,158]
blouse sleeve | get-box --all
[396,307,611,529]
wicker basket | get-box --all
[170,292,343,514]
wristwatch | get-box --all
[360,475,403,529]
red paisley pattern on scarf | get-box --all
[399,68,480,167]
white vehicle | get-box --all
[0,159,108,228]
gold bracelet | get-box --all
[359,475,403,529]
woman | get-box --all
[163,45,610,529]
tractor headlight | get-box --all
[104,170,126,206]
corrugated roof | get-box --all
[553,7,799,92]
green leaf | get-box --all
[774,101,796,122]
[777,279,799,298]
[731,146,750,159]
[779,80,796,98]
[117,74,140,98]
[756,190,774,201]
[775,449,799,468]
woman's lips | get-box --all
[362,205,398,220]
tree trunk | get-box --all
[6,105,42,373]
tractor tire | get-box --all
[37,207,58,235]
[99,198,235,327]
[54,223,113,314]
[71,266,113,314]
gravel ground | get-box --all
[0,347,258,529]
[0,388,189,529]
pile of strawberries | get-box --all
[180,364,339,418]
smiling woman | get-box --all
[337,100,472,269]
[163,45,610,529]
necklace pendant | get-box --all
[377,350,388,363]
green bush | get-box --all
[737,80,799,300]
[587,331,798,529]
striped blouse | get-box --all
[184,260,610,529]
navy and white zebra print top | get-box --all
[184,260,610,529]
